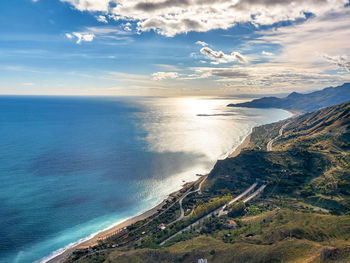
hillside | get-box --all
[208,101,350,211]
[66,101,350,263]
[228,83,350,113]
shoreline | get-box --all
[46,132,253,263]
[228,134,251,158]
[46,198,168,263]
[45,111,294,263]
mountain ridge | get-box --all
[228,83,350,113]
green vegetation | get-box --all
[79,209,350,262]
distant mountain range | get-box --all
[228,83,350,113]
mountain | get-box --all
[209,100,350,201]
[228,83,350,113]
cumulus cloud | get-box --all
[152,72,179,81]
[96,15,108,23]
[66,32,95,44]
[59,0,348,37]
[122,22,132,32]
[323,54,350,72]
[200,47,247,64]
[196,41,208,46]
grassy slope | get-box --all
[74,101,350,263]
[85,210,350,263]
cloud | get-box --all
[66,32,94,44]
[22,82,36,86]
[96,15,108,23]
[65,26,133,44]
[262,51,273,56]
[323,54,350,72]
[59,0,348,37]
[256,9,350,65]
[194,67,249,79]
[65,33,73,39]
[200,47,247,64]
[152,72,179,81]
[122,22,132,32]
[190,63,350,92]
[196,41,208,46]
[60,0,110,11]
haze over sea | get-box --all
[0,96,290,263]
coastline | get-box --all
[228,134,251,158]
[46,132,254,263]
[46,199,167,263]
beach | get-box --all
[228,134,251,158]
[47,199,167,263]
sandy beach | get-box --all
[229,134,251,158]
[47,199,167,263]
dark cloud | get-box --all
[135,0,189,11]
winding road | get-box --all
[160,182,264,246]
[267,122,289,151]
[169,175,208,225]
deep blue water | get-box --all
[0,96,291,262]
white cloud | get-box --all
[122,22,132,32]
[72,32,95,44]
[152,72,179,81]
[65,33,73,39]
[190,63,350,91]
[257,9,350,65]
[65,26,133,44]
[59,0,348,37]
[60,0,110,12]
[66,32,95,44]
[323,54,350,72]
[262,51,273,56]
[200,47,247,65]
[196,41,208,46]
[96,15,108,23]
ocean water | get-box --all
[0,96,291,263]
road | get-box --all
[218,182,257,215]
[243,185,266,203]
[169,175,208,225]
[267,122,289,151]
[160,182,264,246]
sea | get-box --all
[0,96,291,263]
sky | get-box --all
[0,0,349,96]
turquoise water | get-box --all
[0,96,291,262]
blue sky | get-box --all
[0,0,349,96]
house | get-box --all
[158,223,166,230]
[224,219,237,229]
